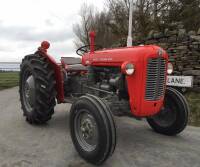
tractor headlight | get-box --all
[121,62,135,75]
[167,62,173,74]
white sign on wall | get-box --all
[167,76,193,88]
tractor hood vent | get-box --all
[145,57,166,101]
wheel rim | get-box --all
[74,109,99,152]
[152,99,177,127]
[22,73,35,112]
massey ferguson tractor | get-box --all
[19,31,189,165]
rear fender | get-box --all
[35,44,64,103]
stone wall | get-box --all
[135,26,200,91]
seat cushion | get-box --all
[67,64,88,71]
[61,57,82,65]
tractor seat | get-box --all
[61,57,82,65]
[61,57,87,71]
[67,64,87,71]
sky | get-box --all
[0,0,104,62]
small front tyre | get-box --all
[70,95,116,165]
[147,87,189,136]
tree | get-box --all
[73,3,117,48]
[179,0,200,31]
[74,0,200,48]
[73,4,95,48]
[106,0,153,41]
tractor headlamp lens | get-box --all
[167,62,173,74]
[125,63,135,75]
[121,62,135,75]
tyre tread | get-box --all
[19,54,56,124]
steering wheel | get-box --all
[76,45,103,56]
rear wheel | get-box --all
[147,87,189,136]
[70,95,116,165]
[19,54,56,124]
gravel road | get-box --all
[0,87,200,167]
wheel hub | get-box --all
[74,111,99,152]
[23,75,35,111]
[81,118,95,139]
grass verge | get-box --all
[0,72,19,90]
[185,92,200,127]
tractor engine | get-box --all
[86,66,127,99]
[63,66,130,116]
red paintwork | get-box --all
[82,45,168,117]
[41,41,50,50]
[37,42,65,103]
[121,61,134,74]
[38,37,169,117]
[61,58,68,69]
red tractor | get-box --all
[19,32,189,165]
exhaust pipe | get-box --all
[127,0,133,47]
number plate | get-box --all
[167,76,193,87]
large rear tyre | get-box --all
[70,95,116,165]
[147,87,189,136]
[19,54,56,124]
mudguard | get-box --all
[35,41,65,103]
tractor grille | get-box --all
[145,57,166,101]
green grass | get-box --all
[185,92,200,127]
[0,72,19,90]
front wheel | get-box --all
[147,87,189,136]
[70,95,116,165]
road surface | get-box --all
[0,87,200,167]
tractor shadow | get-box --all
[48,104,189,151]
[28,104,194,167]
[47,103,71,131]
[105,117,193,167]
[24,103,71,133]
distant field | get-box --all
[0,72,19,90]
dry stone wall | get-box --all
[136,27,200,91]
